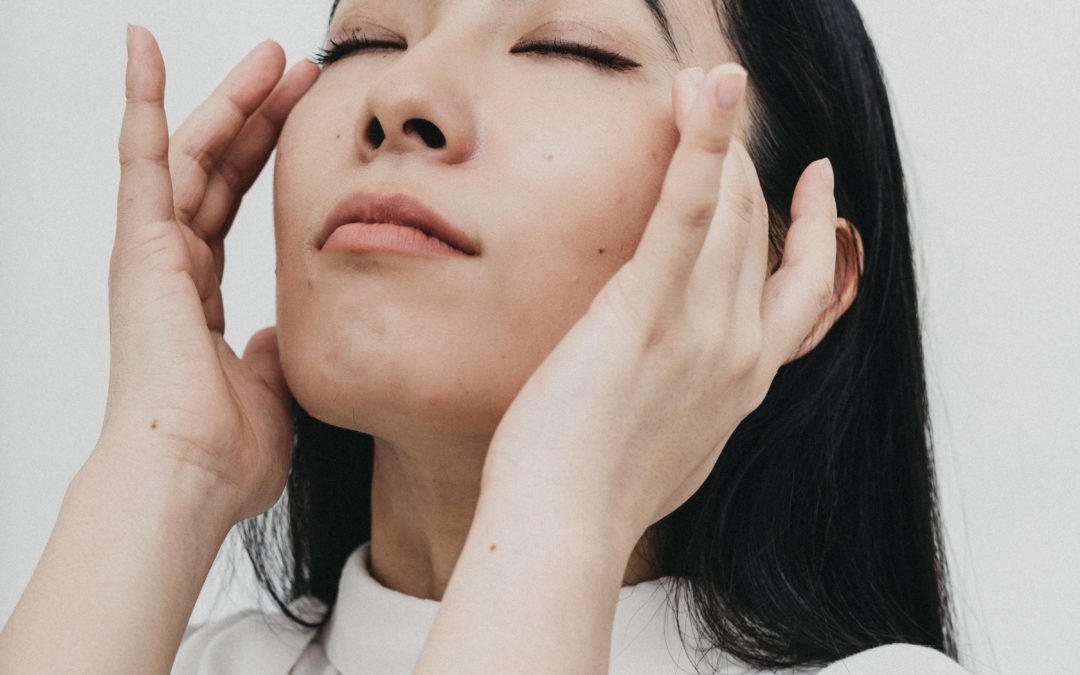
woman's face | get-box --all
[274,0,728,438]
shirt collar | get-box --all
[320,540,718,674]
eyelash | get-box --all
[312,30,639,73]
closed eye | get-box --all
[313,30,639,73]
[510,39,639,72]
[313,31,404,66]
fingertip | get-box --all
[820,157,834,193]
[791,158,837,222]
[683,62,745,154]
[125,26,166,105]
[288,57,322,86]
[126,23,160,57]
[673,67,704,133]
[710,63,747,112]
[260,38,288,70]
[237,38,286,81]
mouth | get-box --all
[318,190,479,257]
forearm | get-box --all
[0,444,233,674]
[414,472,638,674]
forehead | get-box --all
[329,0,731,66]
[654,0,732,65]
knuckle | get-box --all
[118,143,168,171]
[684,199,716,229]
[216,156,247,196]
[173,200,198,228]
[727,188,757,227]
[176,139,217,176]
[117,138,139,167]
[732,330,763,373]
[694,124,732,155]
[125,86,164,108]
[661,187,716,230]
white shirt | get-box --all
[173,541,970,674]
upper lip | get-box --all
[319,190,478,256]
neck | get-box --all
[367,433,662,601]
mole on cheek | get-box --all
[335,134,341,140]
[543,153,554,162]
[597,247,606,255]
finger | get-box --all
[117,25,174,241]
[179,225,216,302]
[177,224,224,330]
[169,39,286,229]
[731,141,770,306]
[633,63,748,300]
[203,283,225,334]
[688,139,757,313]
[673,67,705,134]
[760,159,838,365]
[191,59,320,242]
[242,326,289,401]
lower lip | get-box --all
[321,222,468,258]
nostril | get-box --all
[404,118,446,148]
[366,118,386,148]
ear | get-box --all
[784,218,864,364]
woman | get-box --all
[0,0,971,672]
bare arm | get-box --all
[413,471,636,674]
[0,25,317,673]
[0,447,231,673]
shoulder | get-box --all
[171,607,320,674]
[818,644,970,675]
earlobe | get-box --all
[784,218,864,364]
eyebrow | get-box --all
[640,0,680,61]
[328,0,682,61]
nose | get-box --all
[355,39,478,165]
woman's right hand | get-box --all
[102,25,319,525]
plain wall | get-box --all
[2,2,1077,673]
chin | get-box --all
[277,314,517,441]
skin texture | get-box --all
[273,0,743,599]
[1,0,861,671]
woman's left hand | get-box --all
[483,64,840,550]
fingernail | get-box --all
[820,158,835,191]
[688,66,706,90]
[126,23,134,53]
[713,66,747,111]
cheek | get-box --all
[497,109,679,294]
[267,80,680,432]
[479,111,679,378]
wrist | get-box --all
[0,440,233,673]
[417,464,637,674]
[476,462,643,571]
[79,435,237,542]
[481,453,648,561]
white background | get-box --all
[2,2,1077,673]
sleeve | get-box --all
[170,609,319,675]
[817,644,971,675]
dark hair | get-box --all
[239,0,956,669]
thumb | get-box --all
[242,326,289,401]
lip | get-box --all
[319,190,478,257]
